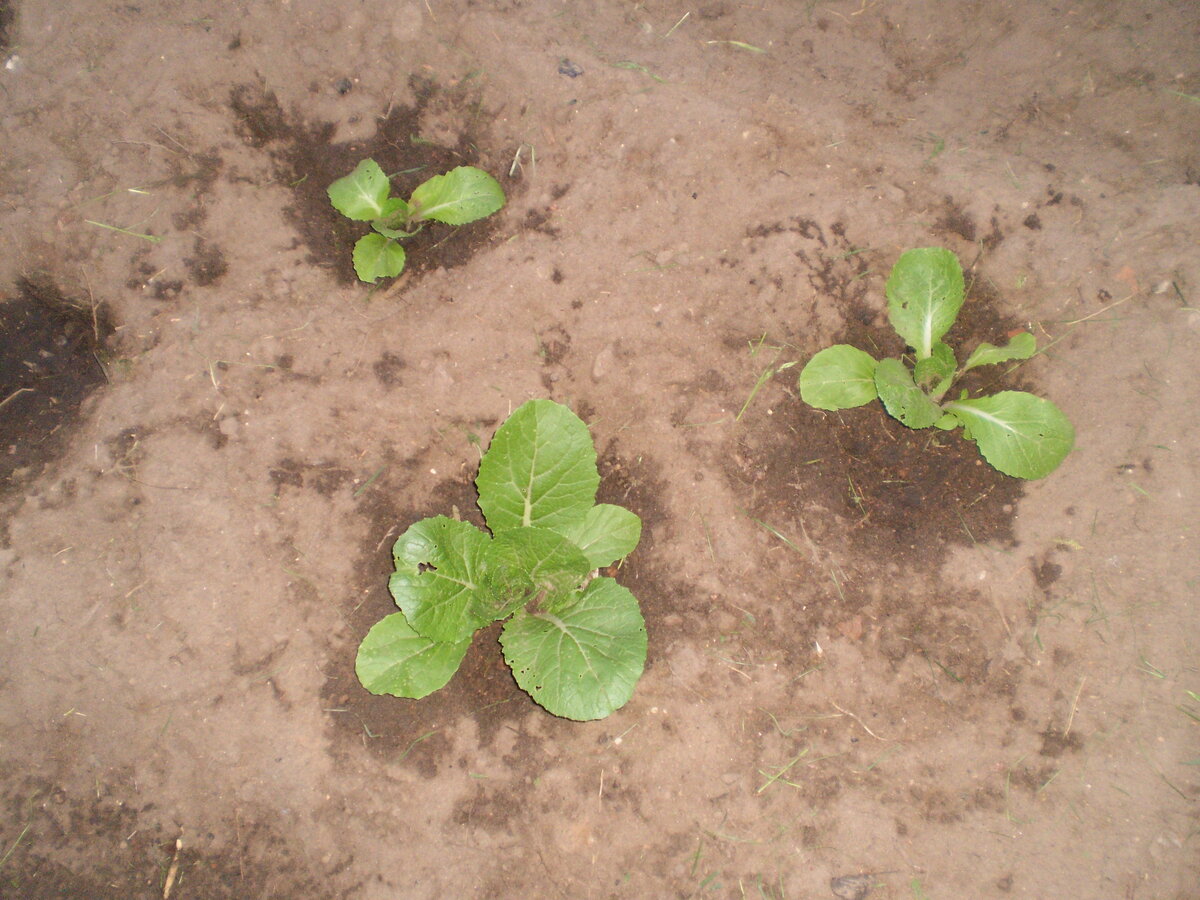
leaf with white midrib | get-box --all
[355,612,471,699]
[500,578,647,721]
[798,344,879,410]
[408,166,506,226]
[886,248,964,360]
[388,516,495,643]
[555,504,642,568]
[327,158,391,221]
[477,399,600,534]
[874,357,943,428]
[945,391,1074,479]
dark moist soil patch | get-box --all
[1,776,334,900]
[228,78,512,286]
[733,395,1022,562]
[731,275,1032,566]
[0,277,114,492]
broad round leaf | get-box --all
[389,516,493,643]
[408,166,506,226]
[500,578,647,721]
[480,527,593,622]
[555,503,642,569]
[886,248,965,359]
[477,399,600,533]
[874,358,943,429]
[356,612,470,698]
[353,234,406,283]
[380,196,411,220]
[798,345,879,410]
[945,391,1075,479]
[934,412,959,431]
[328,158,392,221]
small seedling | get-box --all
[327,159,505,283]
[798,247,1074,479]
[355,400,646,721]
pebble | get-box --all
[592,342,616,381]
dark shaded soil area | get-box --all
[0,277,113,492]
[229,78,512,286]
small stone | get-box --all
[830,874,874,900]
[592,342,616,381]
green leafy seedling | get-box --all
[798,247,1074,479]
[328,159,505,283]
[356,400,646,721]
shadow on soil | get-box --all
[0,276,114,497]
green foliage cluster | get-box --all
[799,248,1074,479]
[356,400,646,721]
[328,159,505,283]
[350,245,1076,720]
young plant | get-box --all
[327,159,505,283]
[798,247,1074,479]
[355,400,647,721]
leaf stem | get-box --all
[84,219,162,243]
[756,748,810,793]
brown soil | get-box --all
[1,2,1198,898]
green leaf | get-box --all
[874,358,944,429]
[371,198,416,239]
[962,332,1037,373]
[500,578,647,721]
[798,345,879,410]
[355,612,471,698]
[380,196,410,220]
[944,391,1074,479]
[328,158,393,221]
[371,222,418,240]
[352,234,406,283]
[388,516,494,643]
[555,504,642,569]
[934,412,959,431]
[408,166,506,226]
[914,341,956,388]
[481,527,593,621]
[476,399,600,533]
[886,247,965,359]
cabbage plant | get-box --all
[799,248,1074,479]
[356,400,646,721]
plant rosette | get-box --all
[798,247,1074,479]
[355,399,647,721]
[327,158,505,283]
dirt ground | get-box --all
[1,1,1197,897]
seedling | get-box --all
[355,400,646,721]
[798,247,1074,479]
[327,159,505,283]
